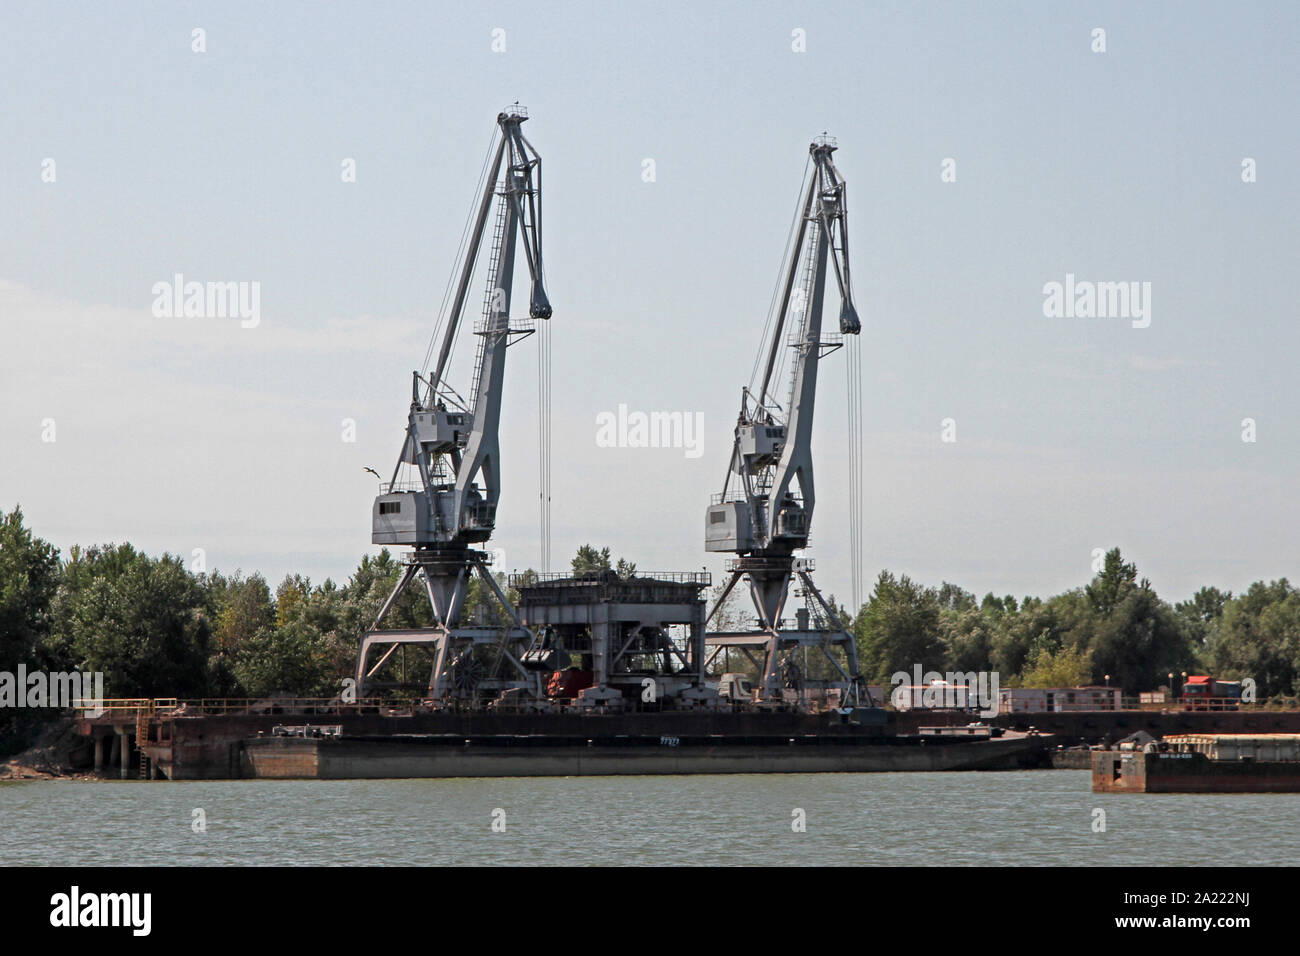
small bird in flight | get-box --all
[363,467,381,479]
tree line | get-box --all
[3,505,1299,720]
[844,548,1298,698]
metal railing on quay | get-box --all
[74,694,1300,720]
[79,698,424,718]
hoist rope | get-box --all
[537,296,552,572]
[748,155,812,413]
[846,331,864,614]
[421,126,503,385]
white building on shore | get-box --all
[998,686,1121,714]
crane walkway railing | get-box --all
[510,571,711,587]
[474,315,536,336]
[786,328,844,349]
[724,557,817,573]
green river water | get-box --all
[2,770,1295,866]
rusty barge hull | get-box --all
[242,733,1049,779]
[1092,750,1300,793]
[135,710,901,780]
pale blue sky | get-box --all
[2,1,1297,608]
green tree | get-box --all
[1085,548,1138,616]
[233,617,335,697]
[1177,586,1232,625]
[339,550,430,636]
[462,571,515,628]
[989,596,1066,680]
[855,571,944,683]
[210,572,275,654]
[275,574,312,626]
[336,550,435,689]
[1208,580,1300,698]
[939,607,995,674]
[0,506,62,751]
[52,545,211,697]
[1087,584,1193,692]
[1175,585,1232,655]
[0,505,61,667]
[569,545,639,579]
[936,582,976,612]
[204,571,276,696]
[1017,643,1093,688]
[571,544,612,574]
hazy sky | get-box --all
[3,1,1297,610]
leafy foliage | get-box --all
[854,571,944,683]
[4,509,1300,701]
[854,549,1222,694]
[1207,580,1300,697]
[0,506,60,668]
[571,544,612,574]
[51,544,211,697]
[1016,644,1093,688]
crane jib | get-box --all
[373,107,551,554]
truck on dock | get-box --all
[714,673,756,703]
[1181,676,1243,711]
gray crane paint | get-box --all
[704,136,866,704]
[357,108,550,699]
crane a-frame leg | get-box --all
[355,550,538,700]
[703,557,865,706]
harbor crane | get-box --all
[704,134,866,705]
[356,106,550,699]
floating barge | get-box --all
[1092,733,1300,793]
[241,726,1048,779]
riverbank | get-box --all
[0,716,97,780]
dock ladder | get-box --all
[135,702,152,779]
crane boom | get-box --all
[374,107,550,550]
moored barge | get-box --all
[242,726,1049,779]
[1092,733,1300,793]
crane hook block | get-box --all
[839,301,862,335]
[530,284,552,320]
